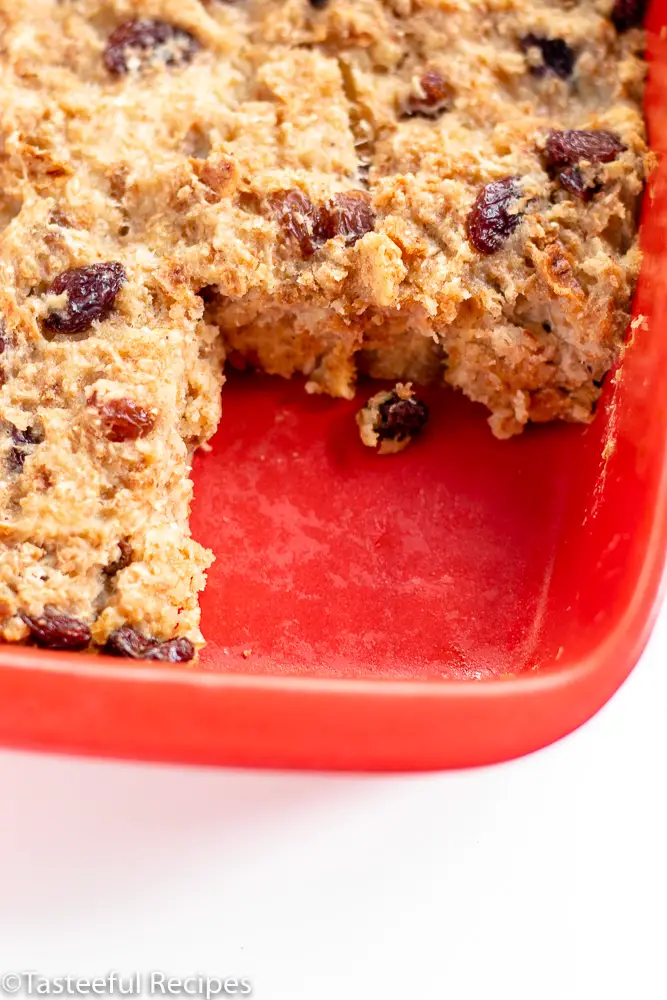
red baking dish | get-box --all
[1,15,666,772]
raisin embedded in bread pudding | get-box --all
[96,398,156,443]
[105,626,195,662]
[611,0,647,31]
[520,35,576,80]
[269,189,326,258]
[544,130,627,198]
[403,70,453,118]
[545,130,627,168]
[6,425,43,473]
[466,177,524,254]
[558,166,596,201]
[21,609,92,651]
[43,263,126,335]
[104,20,200,76]
[320,192,376,245]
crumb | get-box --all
[357,383,430,454]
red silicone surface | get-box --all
[0,9,666,770]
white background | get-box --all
[1,606,666,1000]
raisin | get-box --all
[97,397,156,442]
[466,176,523,254]
[104,19,200,76]
[21,608,91,651]
[320,191,375,245]
[6,447,25,473]
[545,130,626,198]
[7,424,42,473]
[106,539,132,576]
[403,70,453,118]
[104,626,195,662]
[144,637,196,662]
[104,626,152,658]
[545,130,626,169]
[376,392,429,442]
[11,426,41,447]
[269,189,326,258]
[520,35,576,80]
[44,262,126,335]
[611,0,646,30]
[309,0,330,8]
[558,165,597,201]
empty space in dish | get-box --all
[191,374,580,680]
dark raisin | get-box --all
[7,424,43,473]
[545,130,626,169]
[403,70,453,117]
[21,608,91,651]
[269,189,326,258]
[44,262,126,335]
[106,539,132,576]
[320,191,375,245]
[309,0,330,8]
[144,637,196,663]
[611,0,646,31]
[104,19,200,76]
[6,448,26,473]
[520,35,576,80]
[545,130,626,198]
[11,425,41,447]
[104,626,195,662]
[558,165,597,201]
[104,626,153,658]
[466,176,523,254]
[97,397,156,442]
[376,392,430,442]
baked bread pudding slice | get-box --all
[0,0,649,656]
